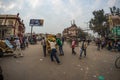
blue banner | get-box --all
[29,19,44,26]
[5,40,13,49]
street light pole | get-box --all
[31,26,33,39]
[84,22,89,39]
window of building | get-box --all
[8,20,13,25]
[0,20,3,25]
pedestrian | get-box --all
[117,40,120,51]
[41,37,46,57]
[48,39,61,64]
[107,40,112,51]
[21,36,26,50]
[14,37,23,58]
[101,40,105,49]
[87,39,90,45]
[97,38,101,51]
[56,38,64,56]
[79,40,87,59]
[71,39,76,55]
[25,37,29,48]
[113,40,118,51]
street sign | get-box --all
[29,19,44,26]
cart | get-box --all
[46,34,57,53]
[0,40,14,57]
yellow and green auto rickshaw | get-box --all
[0,40,14,57]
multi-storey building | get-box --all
[0,13,25,39]
[108,15,120,38]
[108,15,120,30]
[62,21,79,39]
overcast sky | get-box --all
[0,0,120,34]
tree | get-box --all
[89,9,108,37]
[78,27,87,39]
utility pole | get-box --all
[84,22,89,39]
[31,26,33,39]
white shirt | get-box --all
[14,39,21,48]
[41,39,46,46]
[48,41,56,49]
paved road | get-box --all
[0,42,120,80]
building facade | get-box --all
[108,15,120,38]
[108,15,120,30]
[0,13,25,39]
[62,22,79,40]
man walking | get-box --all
[97,38,101,51]
[79,40,87,59]
[48,39,61,64]
[14,37,23,58]
[41,37,46,57]
[56,38,64,56]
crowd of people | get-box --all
[41,36,120,65]
[41,36,90,65]
[4,35,120,64]
[95,38,120,52]
[5,36,29,58]
[41,36,65,64]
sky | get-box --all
[0,0,120,34]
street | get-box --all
[0,41,120,80]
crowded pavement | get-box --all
[0,41,120,80]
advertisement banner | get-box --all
[112,26,120,36]
[29,19,44,26]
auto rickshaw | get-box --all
[0,40,14,57]
[29,35,37,44]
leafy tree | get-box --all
[77,27,87,39]
[89,9,108,37]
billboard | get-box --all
[29,19,44,26]
[112,26,120,36]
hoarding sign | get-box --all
[29,19,44,26]
[112,26,120,36]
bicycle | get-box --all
[115,56,120,69]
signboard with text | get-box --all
[112,26,120,36]
[29,19,44,26]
